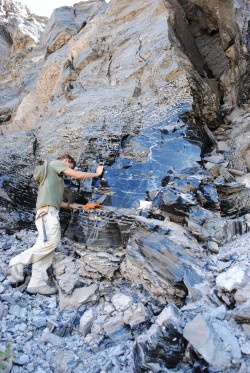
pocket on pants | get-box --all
[49,209,59,219]
[46,216,61,244]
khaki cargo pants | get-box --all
[9,206,61,287]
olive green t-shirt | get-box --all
[36,160,68,211]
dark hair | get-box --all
[57,154,76,168]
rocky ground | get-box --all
[0,1,250,372]
[0,224,250,373]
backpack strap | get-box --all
[40,159,48,186]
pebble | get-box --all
[19,323,27,332]
[2,243,12,250]
[41,332,65,346]
[26,363,35,372]
[67,358,79,368]
[241,342,250,355]
[45,350,53,363]
[13,354,30,365]
[23,342,32,355]
[209,305,227,320]
[33,316,47,328]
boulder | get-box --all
[216,266,247,292]
[59,284,98,310]
[183,314,231,370]
[121,216,208,304]
[134,323,186,370]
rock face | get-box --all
[177,0,250,107]
[0,0,250,371]
[121,217,208,304]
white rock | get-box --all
[103,303,115,314]
[123,304,148,327]
[138,201,152,209]
[240,342,250,355]
[183,314,231,370]
[155,303,183,331]
[111,293,133,311]
[41,332,65,346]
[103,315,124,335]
[203,154,225,164]
[18,323,27,332]
[216,266,247,292]
[91,322,103,334]
[212,321,241,360]
[207,240,219,254]
[217,142,229,152]
[79,309,95,337]
[242,324,250,338]
[59,284,98,310]
[236,174,250,188]
[84,332,104,347]
[235,283,250,304]
[14,354,30,365]
[209,305,227,320]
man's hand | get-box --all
[61,202,103,210]
[61,202,84,210]
[70,203,84,210]
[96,165,104,176]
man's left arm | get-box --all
[63,166,104,179]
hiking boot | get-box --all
[8,264,24,283]
[26,284,58,295]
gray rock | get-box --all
[232,306,250,324]
[13,353,30,365]
[212,320,242,360]
[155,303,184,333]
[241,342,250,355]
[235,283,250,304]
[79,309,95,336]
[242,324,250,338]
[51,350,79,372]
[59,284,98,310]
[121,216,205,303]
[217,141,229,152]
[32,316,47,328]
[84,332,104,348]
[207,240,219,254]
[183,314,231,370]
[123,304,148,327]
[209,305,227,320]
[0,303,5,319]
[103,315,125,335]
[111,293,133,311]
[41,332,65,346]
[135,323,186,370]
[203,154,225,164]
[43,1,105,54]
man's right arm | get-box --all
[63,166,104,179]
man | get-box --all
[8,154,104,295]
